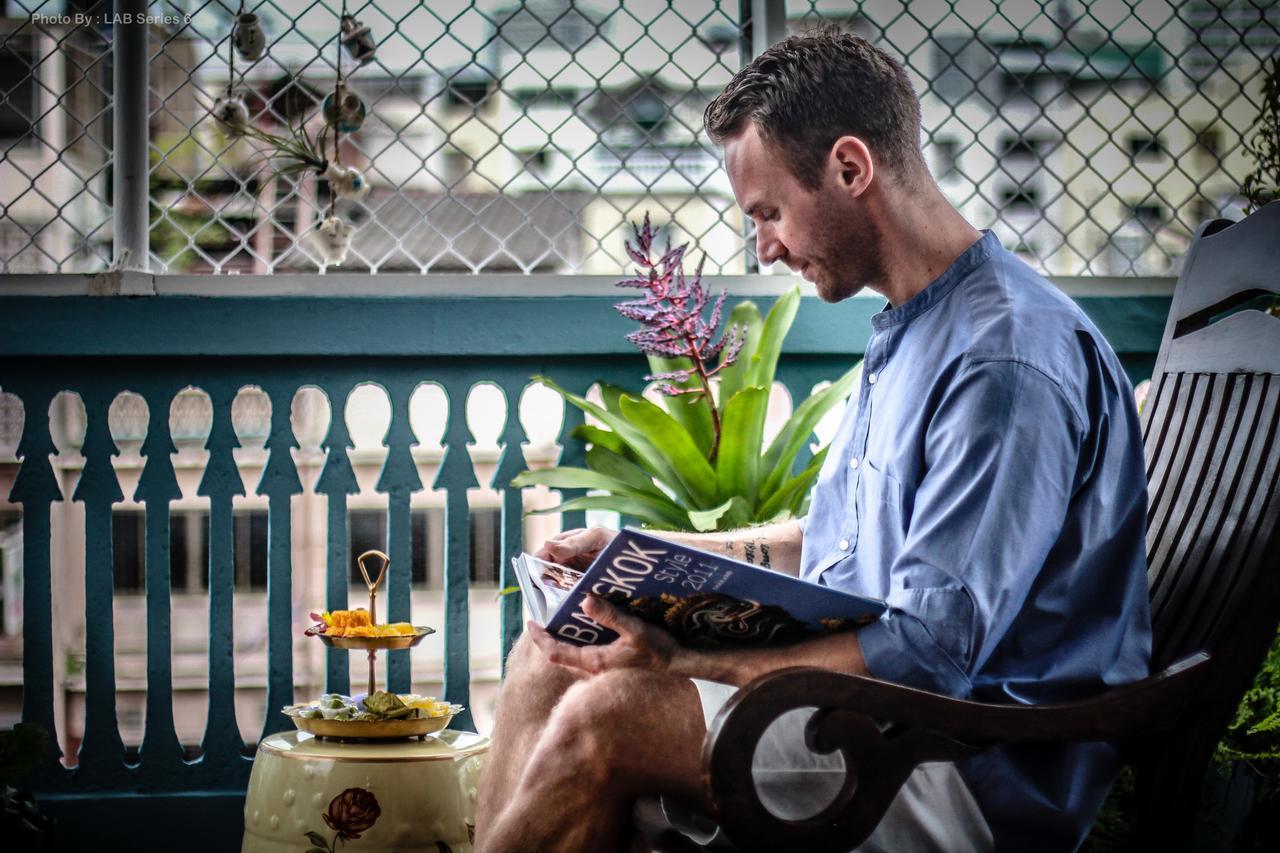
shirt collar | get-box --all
[870,230,999,331]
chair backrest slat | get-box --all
[1148,374,1280,667]
[1141,204,1280,675]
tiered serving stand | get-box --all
[283,549,453,740]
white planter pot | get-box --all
[233,13,266,61]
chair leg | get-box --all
[1132,733,1218,851]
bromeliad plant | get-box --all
[512,214,860,532]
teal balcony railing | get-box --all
[0,274,1172,849]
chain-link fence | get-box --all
[1,0,1276,276]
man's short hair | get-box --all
[704,25,925,189]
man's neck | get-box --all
[867,180,983,308]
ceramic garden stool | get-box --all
[242,729,488,852]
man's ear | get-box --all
[830,136,874,197]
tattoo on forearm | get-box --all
[760,543,772,569]
[744,540,756,564]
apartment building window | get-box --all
[469,508,502,585]
[0,36,36,144]
[1128,134,1165,160]
[999,136,1041,159]
[0,509,22,636]
[171,511,206,593]
[111,508,270,593]
[1196,126,1223,166]
[347,507,502,588]
[233,511,269,591]
[348,508,429,587]
[444,75,492,109]
[112,511,148,592]
[1001,187,1041,213]
[934,137,960,179]
[1130,203,1165,228]
[519,149,551,175]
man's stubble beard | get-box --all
[813,200,887,304]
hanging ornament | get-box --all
[312,215,355,266]
[324,162,370,201]
[322,84,367,133]
[232,12,267,61]
[340,14,377,66]
[212,89,251,134]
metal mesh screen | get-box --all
[1,0,1276,276]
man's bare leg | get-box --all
[475,633,585,833]
[477,667,709,853]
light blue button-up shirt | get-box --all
[799,231,1152,849]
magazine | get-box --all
[511,528,886,649]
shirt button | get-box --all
[867,372,878,385]
[849,457,860,469]
[838,538,850,551]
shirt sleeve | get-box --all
[857,357,1084,697]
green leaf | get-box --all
[0,723,49,786]
[495,586,520,599]
[599,383,628,417]
[1248,709,1280,735]
[570,424,633,459]
[619,395,718,507]
[535,376,697,506]
[746,286,800,392]
[646,354,714,456]
[716,301,763,405]
[509,466,661,502]
[527,494,688,529]
[759,447,829,521]
[305,832,327,846]
[687,496,750,532]
[760,362,861,503]
[585,445,668,499]
[715,386,769,507]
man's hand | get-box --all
[527,594,678,676]
[533,526,617,570]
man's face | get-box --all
[723,123,885,303]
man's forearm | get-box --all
[668,629,870,687]
[650,520,804,576]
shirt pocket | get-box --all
[853,461,907,587]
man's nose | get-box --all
[755,226,785,267]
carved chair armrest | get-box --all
[698,652,1210,853]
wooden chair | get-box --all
[660,202,1280,852]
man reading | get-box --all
[475,27,1151,852]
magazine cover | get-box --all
[538,529,886,649]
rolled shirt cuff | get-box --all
[858,609,973,698]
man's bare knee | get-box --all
[540,671,706,800]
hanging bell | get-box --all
[340,14,377,66]
[232,13,266,62]
[322,84,367,133]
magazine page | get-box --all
[543,528,886,648]
[511,553,584,625]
